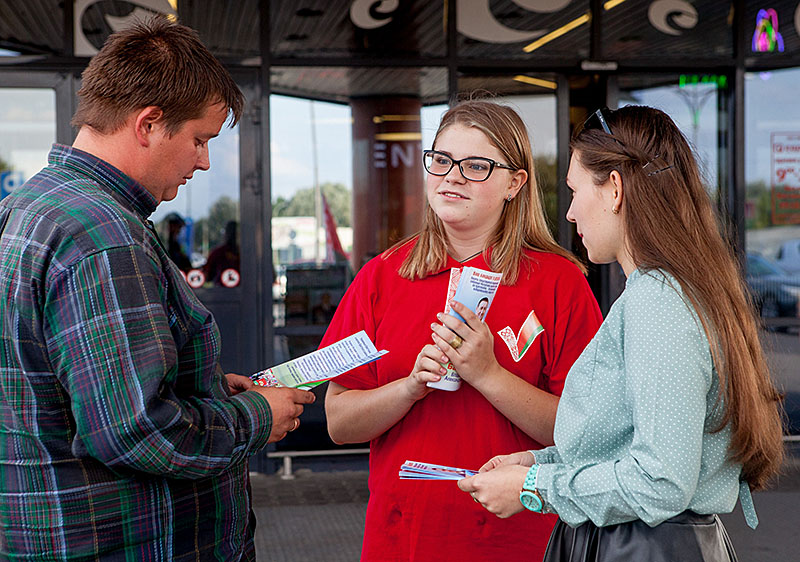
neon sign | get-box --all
[679,75,728,89]
[752,8,784,52]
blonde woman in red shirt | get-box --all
[323,100,602,561]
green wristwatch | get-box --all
[519,464,544,513]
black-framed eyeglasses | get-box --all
[422,150,517,182]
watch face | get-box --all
[520,490,542,512]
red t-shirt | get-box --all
[322,241,602,561]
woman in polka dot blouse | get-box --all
[459,105,785,562]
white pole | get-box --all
[310,101,322,264]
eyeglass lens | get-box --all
[423,152,495,182]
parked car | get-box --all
[746,254,800,329]
[775,239,800,275]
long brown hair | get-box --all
[72,16,243,135]
[572,105,784,490]
[393,99,584,284]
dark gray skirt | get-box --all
[543,512,738,562]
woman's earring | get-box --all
[611,207,620,215]
[506,194,513,202]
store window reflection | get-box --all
[270,95,354,362]
[269,94,449,365]
[0,89,55,199]
[745,67,800,435]
[456,76,559,237]
[618,74,721,198]
[501,95,559,235]
[154,123,240,288]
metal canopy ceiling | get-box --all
[0,0,64,54]
[1,1,798,103]
[270,66,450,104]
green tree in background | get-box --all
[534,156,558,236]
[192,196,239,252]
[0,156,10,173]
[745,181,773,230]
[272,182,351,227]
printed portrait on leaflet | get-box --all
[474,297,490,321]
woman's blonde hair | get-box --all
[390,99,584,284]
[572,105,784,490]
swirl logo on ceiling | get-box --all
[74,0,176,56]
[348,0,703,48]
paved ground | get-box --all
[762,330,800,433]
[251,469,368,561]
[250,329,800,560]
[250,451,800,561]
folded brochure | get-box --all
[443,266,502,323]
[428,266,503,391]
[250,330,388,390]
[399,460,478,480]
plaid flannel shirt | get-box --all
[0,144,272,561]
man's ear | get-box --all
[134,106,164,147]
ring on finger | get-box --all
[290,418,299,432]
[449,334,463,350]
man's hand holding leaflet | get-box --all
[251,330,388,389]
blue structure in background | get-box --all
[0,171,24,199]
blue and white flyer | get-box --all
[399,460,478,480]
[428,266,503,391]
[250,330,387,390]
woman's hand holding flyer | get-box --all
[427,267,502,391]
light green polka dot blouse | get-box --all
[532,268,757,528]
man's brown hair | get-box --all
[72,16,243,135]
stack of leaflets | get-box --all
[250,330,387,390]
[398,460,478,480]
[428,266,503,391]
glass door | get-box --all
[744,67,800,436]
[0,87,55,195]
[613,73,725,202]
[157,72,264,377]
[567,72,730,313]
[0,70,266,377]
[0,72,73,196]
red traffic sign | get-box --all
[186,269,205,288]
[220,268,240,288]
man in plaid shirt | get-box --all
[0,18,315,560]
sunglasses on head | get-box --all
[581,108,616,136]
[580,107,674,178]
